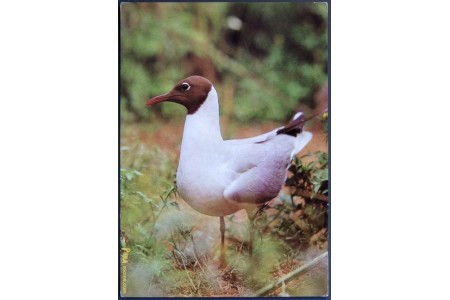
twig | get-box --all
[173,249,197,292]
[296,189,328,202]
[190,236,207,275]
[253,251,328,296]
[261,210,283,233]
[182,261,197,292]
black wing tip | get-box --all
[276,111,306,137]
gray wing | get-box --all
[223,135,296,204]
[224,128,279,145]
[222,112,312,204]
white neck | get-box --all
[181,87,223,150]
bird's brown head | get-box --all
[146,76,213,114]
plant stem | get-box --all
[296,189,328,202]
[253,251,328,296]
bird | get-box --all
[146,75,312,263]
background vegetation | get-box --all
[120,2,328,122]
[120,2,328,297]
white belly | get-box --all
[176,159,242,216]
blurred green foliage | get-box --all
[271,151,329,250]
[120,2,328,122]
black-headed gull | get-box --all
[146,76,312,259]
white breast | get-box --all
[176,88,242,216]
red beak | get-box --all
[146,94,171,106]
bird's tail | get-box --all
[276,111,306,137]
[292,131,312,157]
[277,111,313,158]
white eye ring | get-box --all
[181,82,191,91]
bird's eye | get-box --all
[181,82,191,91]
